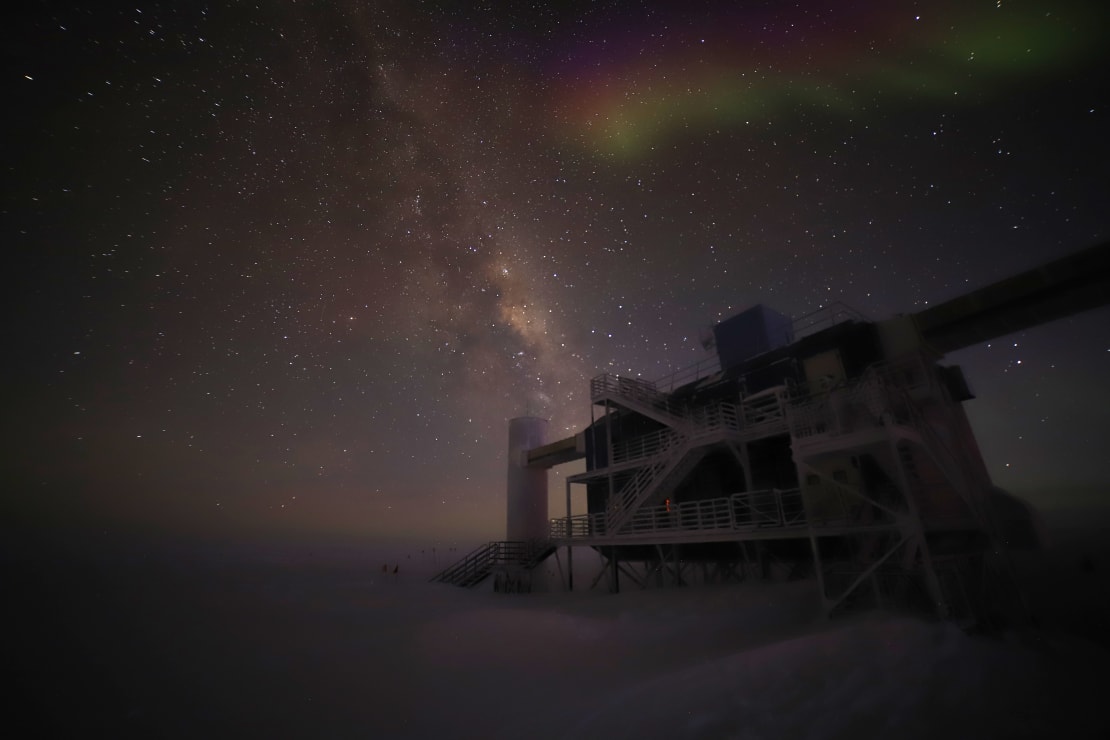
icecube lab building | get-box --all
[434,241,1109,624]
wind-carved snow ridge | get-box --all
[559,615,1106,740]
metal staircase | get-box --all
[605,442,707,534]
[430,542,500,587]
[590,374,691,428]
[589,371,790,536]
[430,540,555,588]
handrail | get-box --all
[430,540,554,584]
[611,427,683,465]
[792,302,868,339]
[605,434,689,532]
[595,392,785,486]
[688,401,741,438]
[594,369,790,443]
[590,373,691,421]
[600,397,745,533]
[430,542,497,584]
[590,374,661,403]
[551,488,813,541]
[653,354,722,393]
[599,303,866,399]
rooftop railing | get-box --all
[653,354,722,394]
[791,302,869,339]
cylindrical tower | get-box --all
[506,416,549,542]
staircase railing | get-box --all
[430,542,499,586]
[605,433,692,533]
[609,399,744,466]
[430,540,554,586]
[590,373,691,424]
[611,427,684,466]
[599,394,778,533]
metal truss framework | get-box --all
[546,352,1025,626]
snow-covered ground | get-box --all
[8,515,1109,739]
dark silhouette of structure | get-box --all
[433,240,1110,626]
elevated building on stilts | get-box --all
[432,240,1110,627]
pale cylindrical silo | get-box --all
[506,416,549,542]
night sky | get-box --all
[6,1,1109,549]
